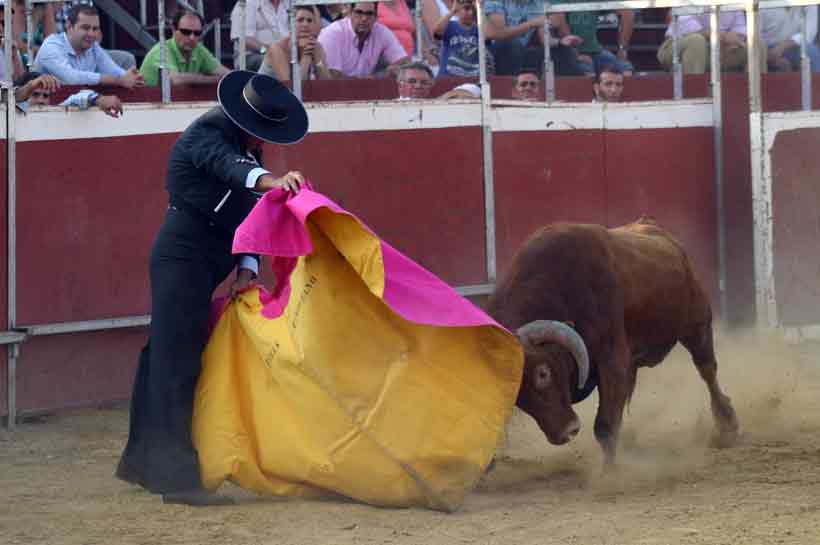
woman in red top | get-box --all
[378,0,415,56]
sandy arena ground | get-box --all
[1,330,819,545]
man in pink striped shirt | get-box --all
[657,11,767,74]
[318,2,410,78]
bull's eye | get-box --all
[534,364,551,389]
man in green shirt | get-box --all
[551,0,634,76]
[140,10,230,86]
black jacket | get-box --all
[166,106,263,235]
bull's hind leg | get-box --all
[680,323,739,447]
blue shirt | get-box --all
[484,0,544,47]
[439,21,481,77]
[32,32,125,85]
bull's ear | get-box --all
[534,364,551,390]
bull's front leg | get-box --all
[593,330,634,467]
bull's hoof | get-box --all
[709,429,740,449]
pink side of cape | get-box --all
[228,188,501,329]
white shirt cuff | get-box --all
[246,167,271,189]
[238,255,259,276]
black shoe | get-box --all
[162,489,236,506]
[115,459,146,488]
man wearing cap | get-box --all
[115,70,309,507]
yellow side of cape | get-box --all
[193,209,523,511]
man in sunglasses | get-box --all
[318,2,410,78]
[140,10,230,87]
[13,70,124,117]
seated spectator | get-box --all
[53,1,136,70]
[378,0,415,56]
[761,6,820,72]
[32,4,143,87]
[657,11,767,74]
[230,0,290,72]
[434,0,494,77]
[258,5,331,80]
[511,69,539,101]
[140,10,230,86]
[318,2,410,78]
[551,1,633,75]
[395,61,480,99]
[14,70,122,117]
[484,0,583,76]
[319,4,346,25]
[593,64,624,101]
[13,0,57,66]
[0,1,26,82]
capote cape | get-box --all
[192,188,524,511]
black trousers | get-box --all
[117,207,235,494]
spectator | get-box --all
[395,60,480,99]
[551,1,633,75]
[760,6,820,72]
[378,0,415,56]
[140,10,230,86]
[53,1,136,70]
[0,1,26,82]
[421,0,452,71]
[12,0,57,66]
[397,61,435,98]
[483,0,583,76]
[434,0,493,77]
[318,2,410,78]
[230,0,291,72]
[593,64,624,102]
[14,70,122,117]
[657,11,767,74]
[13,71,58,105]
[511,69,539,101]
[319,4,346,25]
[259,5,331,81]
[32,4,143,87]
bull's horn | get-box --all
[516,320,590,389]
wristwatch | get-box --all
[259,46,267,55]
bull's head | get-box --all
[515,320,590,445]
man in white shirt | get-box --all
[761,6,820,72]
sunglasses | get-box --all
[177,28,202,37]
[352,9,376,17]
[31,91,51,98]
[402,77,433,87]
[457,0,474,6]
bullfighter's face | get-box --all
[516,344,581,445]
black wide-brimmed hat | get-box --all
[217,71,309,144]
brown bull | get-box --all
[487,217,739,464]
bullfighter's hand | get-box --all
[275,171,305,193]
[230,268,257,300]
[256,171,305,193]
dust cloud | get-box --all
[486,327,820,496]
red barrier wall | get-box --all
[273,127,487,286]
[14,329,145,414]
[15,135,173,325]
[770,127,820,327]
[7,72,820,416]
